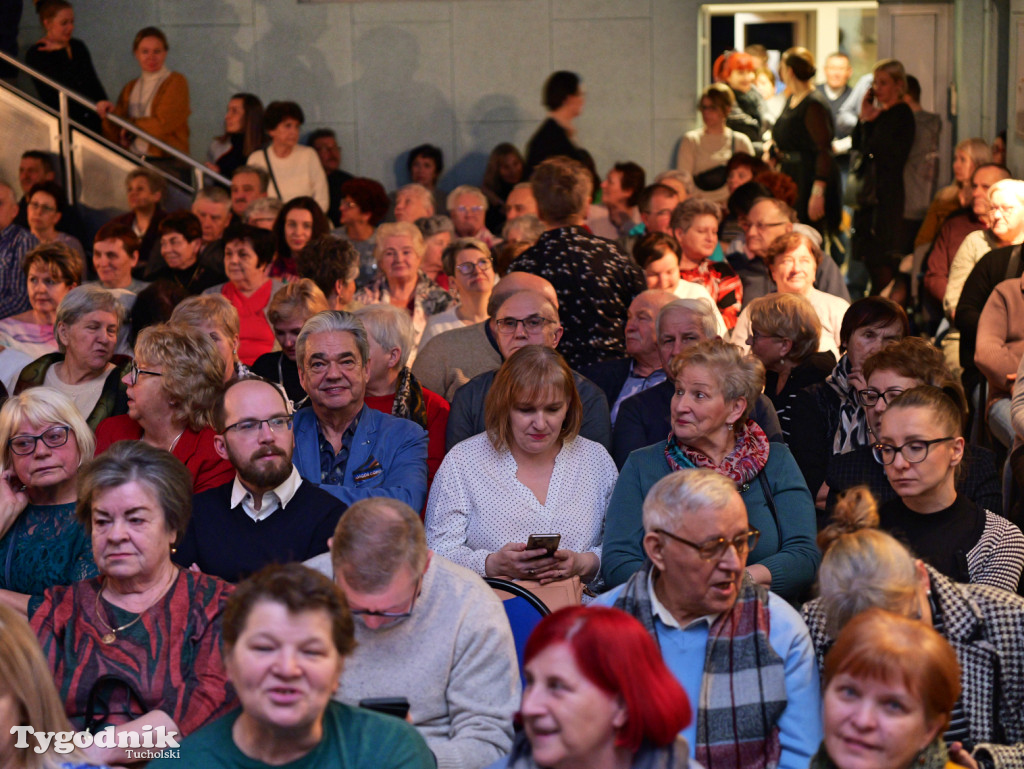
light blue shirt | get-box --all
[596,579,823,769]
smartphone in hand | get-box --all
[526,534,561,557]
[359,697,411,720]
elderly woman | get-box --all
[633,233,727,333]
[415,214,455,289]
[95,324,234,495]
[336,177,390,286]
[15,284,128,430]
[395,183,436,224]
[155,564,433,768]
[787,297,909,509]
[355,221,454,352]
[270,196,331,280]
[503,606,694,769]
[826,338,999,512]
[744,293,836,439]
[0,242,81,361]
[25,181,85,258]
[356,304,450,487]
[0,604,109,769]
[803,501,1024,769]
[676,83,755,206]
[671,198,742,329]
[246,100,328,211]
[418,237,495,349]
[251,280,329,404]
[733,231,849,357]
[0,388,96,607]
[427,346,616,593]
[204,222,283,366]
[602,338,818,600]
[814,609,961,769]
[874,386,1024,590]
[169,294,244,382]
[103,27,190,159]
[29,441,235,766]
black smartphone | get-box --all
[359,697,411,720]
[526,533,561,557]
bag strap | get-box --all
[1004,243,1022,282]
[262,147,283,200]
[757,472,783,546]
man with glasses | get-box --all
[173,375,346,582]
[445,288,611,451]
[447,185,501,248]
[598,468,821,769]
[316,497,518,769]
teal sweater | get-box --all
[601,441,820,600]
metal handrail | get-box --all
[0,49,229,194]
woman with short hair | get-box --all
[418,237,495,349]
[415,214,455,289]
[633,232,727,333]
[337,177,391,286]
[170,294,243,382]
[671,198,742,329]
[245,100,328,210]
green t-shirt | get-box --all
[147,701,435,768]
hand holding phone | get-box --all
[526,534,561,558]
[360,697,411,720]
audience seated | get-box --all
[16,284,129,430]
[152,211,222,295]
[975,272,1024,448]
[635,181,680,238]
[296,234,361,312]
[670,198,741,328]
[510,156,645,369]
[335,177,390,286]
[597,469,821,768]
[415,214,454,289]
[323,497,518,769]
[0,180,39,319]
[204,222,283,366]
[497,215,542,274]
[504,181,539,220]
[633,232,727,333]
[446,289,611,451]
[206,92,264,180]
[0,387,96,607]
[447,186,501,249]
[744,293,836,440]
[24,180,83,259]
[0,241,80,359]
[174,376,346,582]
[596,161,644,243]
[150,563,434,769]
[406,144,447,215]
[292,311,429,509]
[355,304,449,488]
[13,151,56,230]
[804,496,1024,768]
[917,137,992,250]
[602,339,818,599]
[270,196,330,279]
[251,279,328,404]
[95,323,234,494]
[309,128,354,227]
[110,168,166,273]
[169,294,244,381]
[394,183,435,224]
[480,142,524,234]
[418,237,494,350]
[246,100,328,211]
[91,221,146,293]
[190,185,232,276]
[230,164,269,220]
[30,441,236,766]
[428,346,615,592]
[611,298,783,468]
[580,289,676,426]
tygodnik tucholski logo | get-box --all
[11,724,181,760]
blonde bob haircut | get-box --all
[0,604,93,769]
[747,293,821,362]
[668,338,765,423]
[374,221,426,264]
[872,58,908,95]
[134,324,225,431]
[170,293,240,340]
[824,608,961,732]
[484,345,582,451]
[0,386,95,477]
[268,278,329,326]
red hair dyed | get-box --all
[524,606,692,751]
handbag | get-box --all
[693,133,735,192]
[510,576,583,612]
[845,150,878,209]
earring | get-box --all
[726,422,735,431]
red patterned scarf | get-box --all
[664,420,770,485]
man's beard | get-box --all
[235,446,293,489]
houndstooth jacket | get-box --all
[802,566,1024,769]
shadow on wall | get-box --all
[445,93,527,190]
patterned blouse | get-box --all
[679,258,743,330]
[31,569,237,736]
[354,272,454,353]
[0,502,97,595]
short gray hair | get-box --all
[642,468,741,533]
[503,215,544,244]
[296,310,370,368]
[331,497,428,591]
[355,304,415,370]
[670,198,721,232]
[446,185,488,212]
[415,215,454,239]
[244,196,283,223]
[654,169,696,198]
[194,186,230,205]
[398,183,435,215]
[656,298,718,339]
[989,179,1024,208]
[55,284,125,353]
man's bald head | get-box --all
[487,271,559,317]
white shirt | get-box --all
[230,464,303,522]
[425,433,617,579]
[247,144,329,211]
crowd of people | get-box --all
[0,5,1022,769]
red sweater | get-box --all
[364,388,449,490]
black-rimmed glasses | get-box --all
[857,388,905,407]
[350,577,422,623]
[128,361,163,385]
[455,258,493,276]
[8,425,70,455]
[494,315,557,335]
[222,416,293,436]
[654,527,760,561]
[872,437,955,465]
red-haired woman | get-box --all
[506,605,694,769]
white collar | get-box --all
[647,568,719,630]
[230,464,303,522]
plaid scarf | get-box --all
[614,564,787,769]
[826,355,869,454]
[392,367,428,428]
[665,420,770,486]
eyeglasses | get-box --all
[350,577,422,623]
[455,205,484,215]
[27,201,56,214]
[748,221,789,231]
[494,315,557,335]
[128,360,163,385]
[857,388,904,407]
[339,199,358,210]
[654,527,760,561]
[872,437,956,465]
[222,415,293,436]
[8,425,70,455]
[747,332,781,344]
[455,258,493,276]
